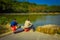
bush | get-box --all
[0,25,10,34]
[36,26,60,35]
[56,28,60,34]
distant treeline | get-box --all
[0,0,60,13]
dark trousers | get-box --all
[29,25,35,31]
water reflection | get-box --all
[33,15,60,27]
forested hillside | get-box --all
[0,0,60,13]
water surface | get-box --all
[0,14,60,27]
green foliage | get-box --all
[0,0,60,13]
[0,16,8,25]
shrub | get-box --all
[36,26,60,35]
[0,25,10,34]
[56,28,60,34]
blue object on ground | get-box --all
[15,28,24,33]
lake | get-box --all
[0,14,60,27]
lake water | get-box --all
[32,15,60,27]
[16,14,60,27]
[0,14,60,27]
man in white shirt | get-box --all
[24,19,35,32]
[24,19,32,28]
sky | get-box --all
[18,0,60,6]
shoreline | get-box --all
[0,24,60,38]
[0,13,60,15]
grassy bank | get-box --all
[36,24,60,35]
[0,24,11,35]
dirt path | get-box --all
[0,31,60,40]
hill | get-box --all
[0,0,60,13]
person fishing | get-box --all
[10,19,18,33]
[24,19,35,32]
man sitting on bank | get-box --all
[24,19,35,32]
[10,19,18,33]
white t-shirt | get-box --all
[24,20,32,28]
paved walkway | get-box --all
[0,31,60,40]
